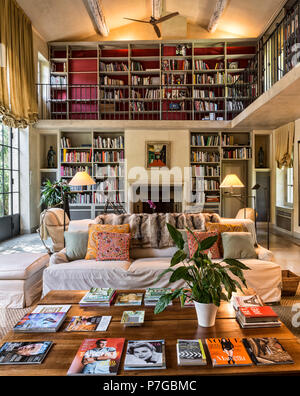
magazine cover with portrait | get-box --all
[205,338,252,367]
[0,341,53,364]
[124,340,166,370]
[67,338,125,376]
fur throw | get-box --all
[94,212,220,249]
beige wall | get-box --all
[293,119,300,235]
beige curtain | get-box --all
[0,0,38,128]
[275,121,295,168]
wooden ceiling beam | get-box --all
[83,0,109,37]
[207,0,228,33]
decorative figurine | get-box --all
[47,146,56,168]
[258,146,265,168]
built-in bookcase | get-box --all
[59,130,125,219]
[189,131,252,214]
[48,40,257,121]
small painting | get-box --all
[145,141,170,169]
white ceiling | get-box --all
[17,0,286,42]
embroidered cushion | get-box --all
[85,223,130,260]
[205,222,246,255]
[187,231,221,259]
[96,232,131,261]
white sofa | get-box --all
[42,215,282,304]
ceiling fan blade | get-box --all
[123,17,150,24]
[154,12,179,24]
[153,24,161,38]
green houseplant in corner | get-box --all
[154,223,251,327]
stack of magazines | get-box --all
[176,339,207,366]
[13,305,71,332]
[114,292,143,306]
[124,340,166,370]
[236,306,281,328]
[121,311,145,327]
[144,288,172,306]
[79,288,116,307]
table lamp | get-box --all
[220,173,246,217]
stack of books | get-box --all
[13,305,71,333]
[144,288,172,306]
[236,306,281,328]
[114,292,143,306]
[79,288,116,307]
[124,340,166,370]
[121,311,145,327]
[176,339,207,366]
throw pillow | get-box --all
[187,231,221,259]
[205,222,246,255]
[96,232,131,261]
[85,223,130,260]
[64,231,89,261]
[221,232,257,259]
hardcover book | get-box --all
[13,305,71,332]
[67,338,125,376]
[205,338,253,367]
[121,311,145,327]
[238,306,279,323]
[176,339,207,366]
[243,338,294,365]
[114,293,143,306]
[64,316,112,332]
[0,341,53,365]
[124,340,166,370]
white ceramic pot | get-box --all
[194,301,218,327]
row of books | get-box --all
[93,164,124,178]
[69,193,92,204]
[191,134,220,147]
[192,179,220,191]
[162,73,188,85]
[192,165,221,177]
[132,88,160,99]
[161,59,191,71]
[94,150,124,163]
[1,335,293,371]
[94,179,124,191]
[193,89,224,98]
[227,100,244,111]
[50,75,67,85]
[61,149,92,163]
[191,150,220,163]
[93,135,124,149]
[94,191,125,204]
[194,73,225,85]
[131,75,160,85]
[222,147,252,159]
[163,88,187,99]
[61,165,91,177]
[194,60,224,70]
[100,62,128,72]
[100,76,125,86]
[194,100,219,112]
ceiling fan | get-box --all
[124,12,179,38]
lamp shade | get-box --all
[220,174,244,188]
[68,171,96,186]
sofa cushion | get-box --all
[222,232,257,259]
[187,231,221,259]
[0,253,49,280]
[68,219,96,232]
[85,223,130,260]
[129,247,177,259]
[128,257,172,272]
[96,232,131,261]
[64,231,89,261]
[205,222,246,255]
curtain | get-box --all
[275,121,295,168]
[0,0,38,128]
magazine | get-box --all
[231,294,264,310]
[144,288,173,306]
[67,338,125,376]
[80,288,116,307]
[205,338,253,367]
[0,341,53,365]
[13,305,71,332]
[65,316,112,332]
[121,311,145,327]
[243,338,294,365]
[177,339,207,366]
[115,293,143,306]
[124,340,166,370]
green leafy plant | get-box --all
[40,179,70,208]
[154,223,251,314]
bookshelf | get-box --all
[189,131,252,214]
[48,40,257,121]
[59,130,125,219]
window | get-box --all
[0,122,20,217]
[286,167,294,205]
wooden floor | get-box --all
[257,224,300,276]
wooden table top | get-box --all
[1,290,300,376]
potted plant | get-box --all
[40,179,70,209]
[154,223,250,327]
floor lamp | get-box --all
[63,171,96,237]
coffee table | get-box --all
[1,290,300,376]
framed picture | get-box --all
[145,141,170,169]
